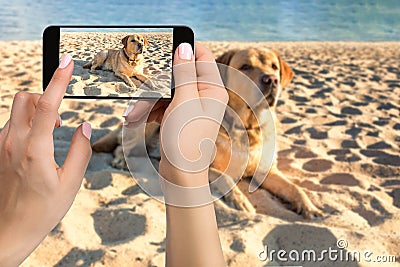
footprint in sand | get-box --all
[99,117,121,128]
[302,159,333,172]
[389,188,400,208]
[341,106,362,115]
[122,185,142,196]
[324,120,347,126]
[54,248,105,267]
[321,173,360,186]
[281,117,297,124]
[366,141,392,149]
[294,147,317,159]
[306,127,328,139]
[92,209,146,245]
[341,139,359,148]
[84,171,112,190]
[84,86,101,96]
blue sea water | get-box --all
[0,0,398,41]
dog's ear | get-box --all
[274,51,294,88]
[143,35,149,47]
[216,49,239,81]
[122,36,129,48]
[216,49,238,66]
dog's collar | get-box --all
[122,49,138,64]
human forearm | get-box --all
[165,202,225,267]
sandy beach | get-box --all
[60,32,173,98]
[0,40,399,266]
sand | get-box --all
[60,32,173,98]
[0,40,399,266]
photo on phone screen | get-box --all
[60,27,173,98]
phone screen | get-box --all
[59,27,173,99]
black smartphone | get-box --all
[43,25,194,100]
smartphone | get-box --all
[43,25,194,99]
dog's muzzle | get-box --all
[260,74,278,96]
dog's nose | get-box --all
[261,74,278,86]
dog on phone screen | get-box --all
[92,48,323,219]
[83,34,152,88]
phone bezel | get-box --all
[43,25,194,100]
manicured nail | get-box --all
[178,43,192,60]
[58,114,63,127]
[122,103,135,117]
[82,122,92,140]
[59,54,72,69]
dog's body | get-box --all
[92,48,323,218]
[83,34,151,87]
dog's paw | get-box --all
[111,157,128,170]
[127,81,135,88]
[224,188,256,214]
[294,198,323,219]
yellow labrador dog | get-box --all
[212,48,322,218]
[83,34,151,87]
[93,48,323,218]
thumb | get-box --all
[172,43,198,102]
[61,122,92,192]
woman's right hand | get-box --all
[123,43,228,187]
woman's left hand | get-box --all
[0,55,92,267]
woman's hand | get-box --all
[123,43,228,267]
[0,55,92,267]
[123,43,229,187]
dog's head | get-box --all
[122,34,149,56]
[217,48,293,108]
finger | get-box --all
[8,92,41,134]
[172,43,198,102]
[8,92,62,130]
[60,122,92,193]
[31,55,73,136]
[123,100,163,123]
[194,43,228,103]
[146,102,169,123]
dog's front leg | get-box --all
[134,73,155,89]
[209,168,256,213]
[261,168,323,218]
[115,72,135,87]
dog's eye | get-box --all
[272,63,278,70]
[240,64,252,70]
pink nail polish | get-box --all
[59,54,72,69]
[82,122,92,140]
[178,43,192,60]
[122,104,135,117]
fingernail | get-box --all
[82,122,92,140]
[178,43,192,60]
[58,114,63,127]
[122,103,135,117]
[59,54,72,69]
[123,121,129,126]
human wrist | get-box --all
[158,159,210,187]
[0,224,41,267]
